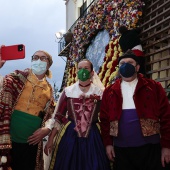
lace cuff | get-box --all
[53,121,61,131]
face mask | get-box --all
[31,59,47,75]
[119,63,136,78]
[77,68,90,81]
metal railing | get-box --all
[58,38,66,55]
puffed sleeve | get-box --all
[53,90,68,130]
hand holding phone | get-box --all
[1,44,25,60]
[0,45,6,68]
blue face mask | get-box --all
[31,59,47,75]
[119,63,136,78]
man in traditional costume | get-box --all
[100,50,170,170]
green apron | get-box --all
[10,110,42,143]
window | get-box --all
[80,1,87,17]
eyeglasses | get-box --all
[32,55,49,62]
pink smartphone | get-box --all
[1,44,25,60]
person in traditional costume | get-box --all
[0,48,55,170]
[100,50,170,170]
[44,59,111,170]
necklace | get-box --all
[79,83,91,87]
[79,82,91,92]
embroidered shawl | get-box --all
[0,69,54,170]
[0,70,29,149]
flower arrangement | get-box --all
[64,0,145,87]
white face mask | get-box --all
[31,59,47,75]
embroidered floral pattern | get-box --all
[109,119,160,137]
[89,94,101,103]
[140,118,160,136]
[110,121,118,136]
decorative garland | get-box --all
[64,0,145,87]
[99,37,122,86]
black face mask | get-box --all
[119,63,136,78]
